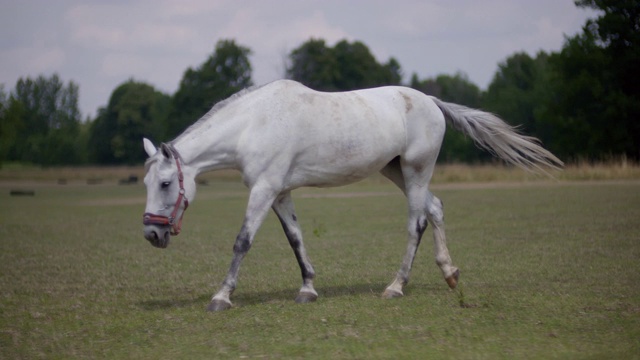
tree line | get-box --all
[1,0,637,166]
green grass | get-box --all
[1,180,639,359]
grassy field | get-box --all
[1,176,639,358]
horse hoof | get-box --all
[207,299,232,312]
[295,292,318,303]
[445,269,460,289]
[382,289,403,299]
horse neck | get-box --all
[171,116,242,176]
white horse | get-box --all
[142,79,561,311]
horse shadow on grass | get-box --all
[136,282,444,311]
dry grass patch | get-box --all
[1,159,639,185]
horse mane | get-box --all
[173,84,264,142]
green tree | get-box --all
[542,30,624,159]
[482,52,550,135]
[380,58,403,86]
[577,0,640,96]
[2,74,82,165]
[286,38,338,91]
[0,85,19,165]
[579,0,640,159]
[168,39,253,137]
[286,38,402,91]
[332,40,402,90]
[540,0,640,160]
[89,80,170,164]
[411,72,481,107]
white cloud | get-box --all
[289,10,350,44]
[130,23,199,50]
[101,53,147,78]
[155,0,229,18]
[65,3,199,51]
[0,44,66,78]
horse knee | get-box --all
[435,255,449,267]
[426,196,444,226]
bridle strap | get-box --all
[143,144,189,236]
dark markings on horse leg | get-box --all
[275,213,314,281]
[398,215,428,285]
[415,216,428,237]
[413,214,428,252]
[219,225,252,291]
[232,225,251,254]
[293,247,313,280]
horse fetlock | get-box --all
[445,269,460,289]
[435,259,459,288]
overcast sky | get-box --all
[1,0,597,118]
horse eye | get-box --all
[161,181,171,189]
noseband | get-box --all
[143,145,189,235]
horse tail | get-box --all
[431,97,563,174]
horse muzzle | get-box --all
[144,225,171,248]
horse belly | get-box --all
[288,118,404,188]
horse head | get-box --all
[142,138,195,248]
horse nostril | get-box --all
[144,228,170,248]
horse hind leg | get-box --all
[380,160,459,299]
[426,193,460,289]
[381,160,427,298]
[382,181,428,298]
[272,192,318,303]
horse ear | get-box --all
[143,138,157,157]
[160,143,173,160]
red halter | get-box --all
[143,145,189,235]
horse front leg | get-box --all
[208,185,277,311]
[272,192,318,303]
